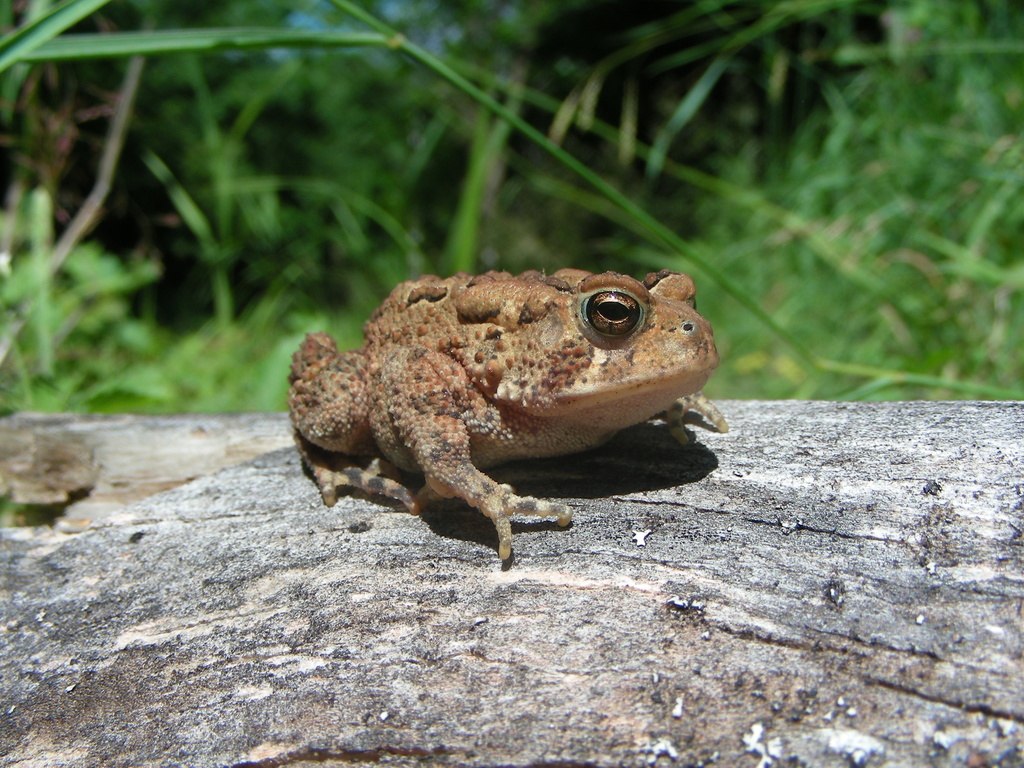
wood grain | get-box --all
[1,401,1021,767]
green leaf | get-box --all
[0,0,113,73]
[142,150,215,250]
[646,56,730,181]
[19,28,389,62]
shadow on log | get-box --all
[1,401,1022,767]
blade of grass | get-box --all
[444,107,494,273]
[402,112,451,190]
[914,230,1024,289]
[834,38,1024,65]
[143,147,233,325]
[229,57,302,144]
[19,29,389,61]
[235,175,428,272]
[27,187,54,376]
[816,358,1022,400]
[0,0,112,73]
[646,56,730,180]
[445,70,523,273]
[142,150,215,250]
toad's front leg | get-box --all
[667,391,729,445]
[381,350,570,560]
[420,456,572,560]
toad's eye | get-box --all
[584,290,643,336]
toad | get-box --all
[288,269,727,559]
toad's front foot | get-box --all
[427,476,571,560]
[492,491,573,560]
[491,496,572,560]
[475,489,573,561]
[667,391,729,445]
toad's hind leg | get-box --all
[288,332,418,513]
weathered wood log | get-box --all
[1,401,1022,767]
[0,412,292,522]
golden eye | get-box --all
[584,291,643,336]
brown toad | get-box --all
[288,269,726,559]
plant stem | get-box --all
[50,55,145,275]
[0,56,143,373]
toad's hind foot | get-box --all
[667,391,729,445]
[296,434,418,514]
[310,463,419,514]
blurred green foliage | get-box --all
[1,0,1022,417]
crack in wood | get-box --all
[865,675,1024,725]
[710,620,943,663]
[229,744,458,767]
[739,514,906,544]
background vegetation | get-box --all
[1,0,1022,418]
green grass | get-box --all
[1,0,1022,426]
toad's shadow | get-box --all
[417,421,721,555]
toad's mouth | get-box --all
[553,366,714,410]
[498,363,717,423]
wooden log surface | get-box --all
[1,401,1022,767]
[0,412,292,523]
